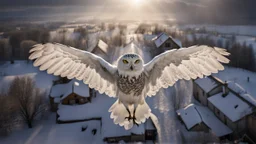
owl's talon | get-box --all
[125,116,139,126]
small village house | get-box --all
[151,32,182,56]
[50,79,95,112]
[87,39,109,61]
[91,40,108,57]
[193,75,256,142]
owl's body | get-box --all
[29,43,230,130]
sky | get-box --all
[0,0,255,24]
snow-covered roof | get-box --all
[154,33,169,48]
[57,93,145,138]
[62,80,90,100]
[208,92,253,122]
[50,79,90,99]
[153,33,182,48]
[176,104,202,129]
[102,115,145,138]
[173,38,182,47]
[213,67,256,107]
[97,40,108,53]
[177,104,233,137]
[194,77,219,93]
[50,82,70,98]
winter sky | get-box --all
[0,0,255,23]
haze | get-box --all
[0,0,256,24]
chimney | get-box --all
[247,77,250,82]
[222,81,229,97]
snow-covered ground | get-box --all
[0,61,57,95]
[0,113,102,144]
[178,25,256,37]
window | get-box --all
[80,98,85,103]
[216,109,220,115]
[69,100,76,105]
[165,42,170,47]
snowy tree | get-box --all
[8,76,48,128]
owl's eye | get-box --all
[134,59,140,64]
[122,59,129,64]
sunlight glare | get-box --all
[133,0,144,6]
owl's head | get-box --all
[117,54,144,77]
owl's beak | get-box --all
[130,66,134,71]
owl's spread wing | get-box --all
[144,45,230,97]
[29,43,117,97]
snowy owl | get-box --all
[29,43,230,130]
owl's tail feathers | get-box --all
[134,101,151,124]
[109,100,133,130]
[108,100,151,130]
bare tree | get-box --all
[8,76,48,128]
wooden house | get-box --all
[151,32,182,56]
[61,81,94,105]
[177,104,232,138]
[50,80,95,111]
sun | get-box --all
[133,0,144,6]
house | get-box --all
[91,40,108,56]
[50,79,95,111]
[151,32,182,56]
[193,71,256,142]
[208,91,253,139]
[193,76,224,106]
[87,39,109,60]
[177,104,232,139]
